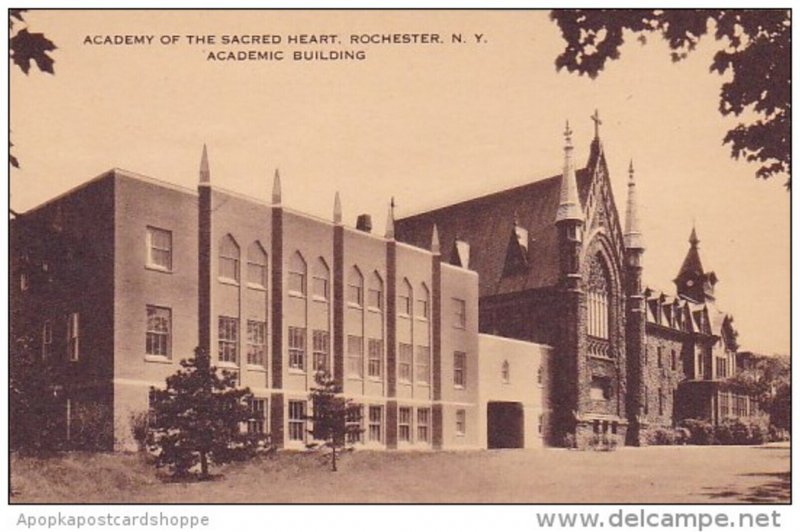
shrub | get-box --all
[562,433,577,449]
[129,411,150,452]
[589,434,618,451]
[713,422,733,445]
[679,418,714,445]
[728,419,751,445]
[673,427,691,445]
[647,428,676,446]
[749,423,766,445]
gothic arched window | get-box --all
[398,278,412,316]
[368,272,384,310]
[312,257,330,300]
[288,251,307,296]
[219,234,240,282]
[246,242,267,288]
[587,253,611,340]
[347,266,363,306]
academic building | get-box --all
[9,119,759,451]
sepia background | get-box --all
[9,9,789,356]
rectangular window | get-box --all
[657,347,663,368]
[248,398,268,435]
[658,388,664,416]
[247,261,267,288]
[219,252,239,282]
[398,294,411,316]
[288,271,305,295]
[644,385,649,415]
[312,330,330,372]
[453,298,466,328]
[246,319,267,367]
[416,346,430,384]
[453,351,466,388]
[288,400,306,442]
[417,297,429,319]
[455,409,466,436]
[218,316,239,364]
[671,349,677,371]
[146,226,172,271]
[416,408,430,443]
[146,306,171,358]
[398,343,413,383]
[367,338,383,379]
[348,283,363,306]
[368,405,383,442]
[288,326,306,371]
[398,407,412,442]
[367,288,383,310]
[42,321,53,360]
[347,335,363,378]
[346,404,363,444]
[67,312,80,361]
[312,276,329,300]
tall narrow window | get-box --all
[671,349,677,371]
[288,401,306,442]
[288,326,306,371]
[417,283,430,319]
[398,407,412,442]
[501,360,510,383]
[247,398,268,435]
[416,345,430,384]
[417,408,430,442]
[398,279,412,316]
[219,234,240,282]
[453,298,466,328]
[658,388,664,416]
[312,258,330,300]
[657,347,663,368]
[368,405,383,442]
[368,272,383,310]
[587,254,611,341]
[398,343,413,383]
[348,266,363,306]
[67,312,80,361]
[537,365,544,385]
[347,335,363,378]
[246,319,267,367]
[288,252,307,296]
[368,338,383,379]
[346,404,363,444]
[312,330,329,372]
[453,351,466,388]
[146,226,172,271]
[455,409,466,436]
[247,242,268,288]
[42,321,53,360]
[218,316,239,364]
[146,306,171,358]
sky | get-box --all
[9,9,790,354]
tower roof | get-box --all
[624,159,645,250]
[199,144,210,184]
[676,226,705,279]
[555,121,584,223]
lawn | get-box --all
[10,443,790,504]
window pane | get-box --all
[288,326,306,370]
[398,343,413,383]
[368,339,383,378]
[347,335,363,378]
[416,346,430,384]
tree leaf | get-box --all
[10,28,57,75]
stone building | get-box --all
[10,117,759,451]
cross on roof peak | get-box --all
[591,109,602,139]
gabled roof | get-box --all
[395,168,592,297]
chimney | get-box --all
[356,214,373,233]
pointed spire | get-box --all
[555,121,584,223]
[676,225,705,279]
[385,197,395,239]
[272,168,281,205]
[624,159,645,250]
[333,191,342,225]
[689,224,699,247]
[431,224,440,255]
[199,144,210,184]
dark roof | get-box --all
[395,167,593,297]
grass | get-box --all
[10,443,790,504]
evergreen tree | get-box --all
[307,371,363,472]
[148,347,257,479]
